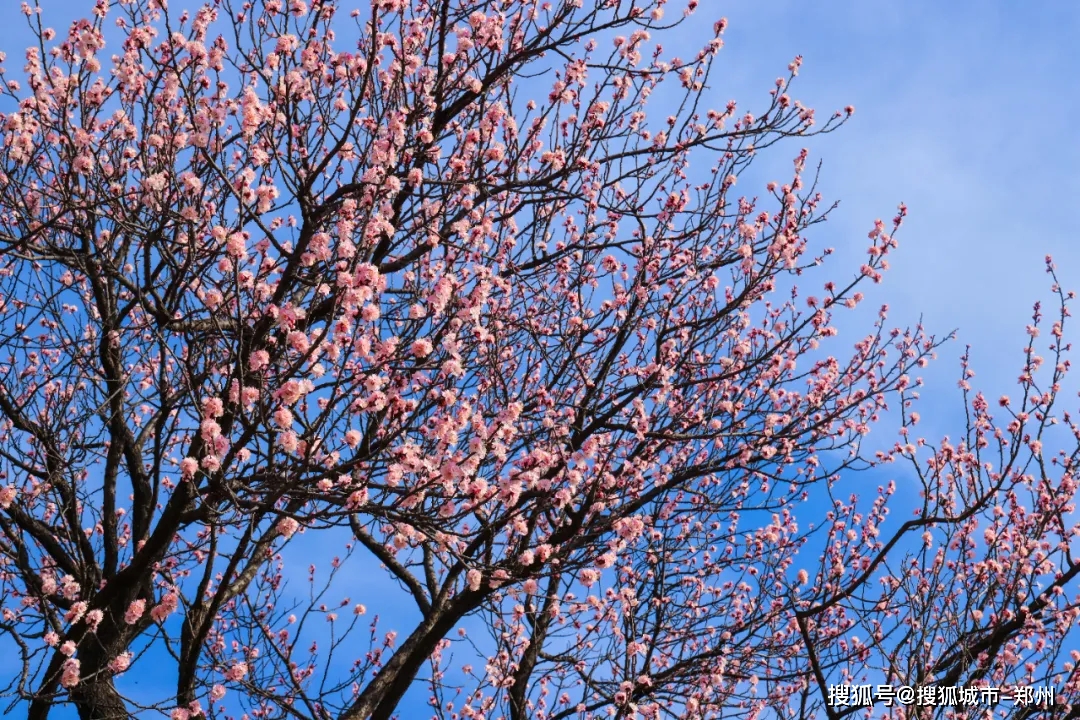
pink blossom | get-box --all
[441,359,463,377]
[61,575,80,600]
[278,431,298,453]
[596,552,616,569]
[200,419,221,441]
[124,599,146,625]
[60,659,81,688]
[354,263,380,287]
[226,233,246,258]
[240,88,266,139]
[180,457,199,478]
[60,640,77,657]
[287,330,310,354]
[273,407,294,428]
[274,379,310,405]
[142,172,168,193]
[277,517,300,538]
[613,516,645,540]
[410,338,433,358]
[0,486,15,509]
[428,275,454,316]
[85,609,104,632]
[210,684,227,701]
[241,386,260,407]
[150,592,179,623]
[203,397,224,418]
[249,350,270,372]
[347,488,369,508]
[108,652,132,674]
[65,601,88,624]
[467,569,482,591]
[224,662,249,682]
[180,173,202,193]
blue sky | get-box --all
[710,1,1080,419]
[2,0,1080,717]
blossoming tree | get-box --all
[0,0,1078,719]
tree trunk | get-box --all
[71,678,129,720]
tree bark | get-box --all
[71,679,129,720]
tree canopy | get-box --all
[0,1,1078,719]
